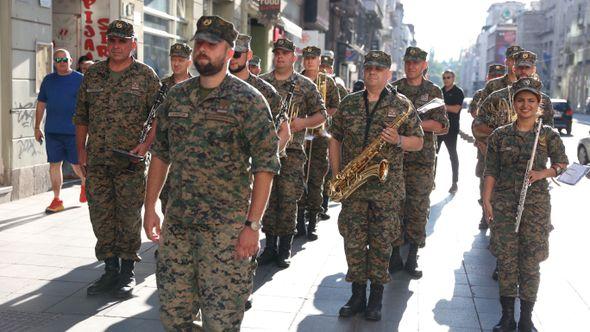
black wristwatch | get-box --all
[245,220,261,231]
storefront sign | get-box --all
[82,0,110,60]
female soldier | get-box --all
[483,77,568,332]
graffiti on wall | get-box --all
[82,0,109,60]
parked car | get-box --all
[578,132,590,165]
[552,98,573,135]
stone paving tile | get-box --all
[0,293,66,312]
[242,309,295,331]
[101,287,160,320]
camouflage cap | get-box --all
[302,46,321,57]
[106,20,134,39]
[364,50,392,69]
[249,55,261,67]
[505,45,524,59]
[512,77,543,100]
[273,38,295,52]
[169,43,192,58]
[514,51,537,67]
[191,16,238,47]
[403,46,428,61]
[235,34,251,53]
[321,54,334,66]
[488,64,507,77]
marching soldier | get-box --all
[159,42,193,214]
[230,34,291,151]
[297,45,341,240]
[257,38,327,268]
[469,64,506,118]
[483,77,567,332]
[330,50,424,321]
[479,45,523,101]
[74,20,160,298]
[143,16,280,331]
[389,47,449,279]
[471,64,507,230]
[248,55,262,76]
[319,52,349,220]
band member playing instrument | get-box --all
[389,47,448,279]
[258,38,327,268]
[483,77,567,332]
[329,50,423,321]
[297,45,340,241]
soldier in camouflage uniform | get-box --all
[483,77,568,332]
[143,16,281,332]
[248,55,262,76]
[296,45,340,241]
[471,64,507,230]
[319,53,349,220]
[389,47,449,279]
[74,20,160,298]
[479,45,523,102]
[257,38,327,268]
[159,42,193,215]
[330,50,424,321]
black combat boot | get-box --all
[364,283,384,321]
[295,208,306,238]
[276,235,294,268]
[338,282,367,317]
[493,296,517,332]
[87,257,120,296]
[257,235,278,265]
[319,196,330,220]
[405,244,423,279]
[388,246,404,273]
[306,213,318,241]
[113,259,136,298]
[518,300,537,332]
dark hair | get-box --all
[353,80,365,92]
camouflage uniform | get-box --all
[469,89,485,118]
[259,70,326,236]
[298,69,340,218]
[244,74,282,117]
[390,77,448,248]
[74,58,160,262]
[332,87,424,284]
[152,16,281,331]
[153,73,280,330]
[485,123,567,301]
[158,43,193,214]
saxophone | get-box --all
[328,99,413,202]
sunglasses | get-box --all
[443,76,452,79]
[54,57,69,63]
[233,52,243,59]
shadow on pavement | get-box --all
[0,207,81,232]
[426,194,455,237]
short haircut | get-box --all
[442,69,455,77]
[53,48,71,59]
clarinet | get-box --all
[113,83,169,165]
[514,118,543,233]
[275,82,296,129]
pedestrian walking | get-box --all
[437,69,464,194]
[329,50,424,321]
[483,77,568,332]
[35,48,86,213]
[143,16,280,331]
[74,20,161,298]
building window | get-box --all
[143,0,189,77]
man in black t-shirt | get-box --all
[436,70,464,193]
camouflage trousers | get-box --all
[298,136,329,214]
[394,163,435,248]
[86,164,145,261]
[262,150,305,236]
[490,195,551,302]
[157,218,255,332]
[338,199,402,284]
[159,179,170,215]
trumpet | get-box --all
[304,72,329,183]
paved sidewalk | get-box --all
[0,114,589,331]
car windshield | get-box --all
[552,102,570,112]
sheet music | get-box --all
[557,163,590,185]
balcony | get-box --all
[361,0,383,19]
